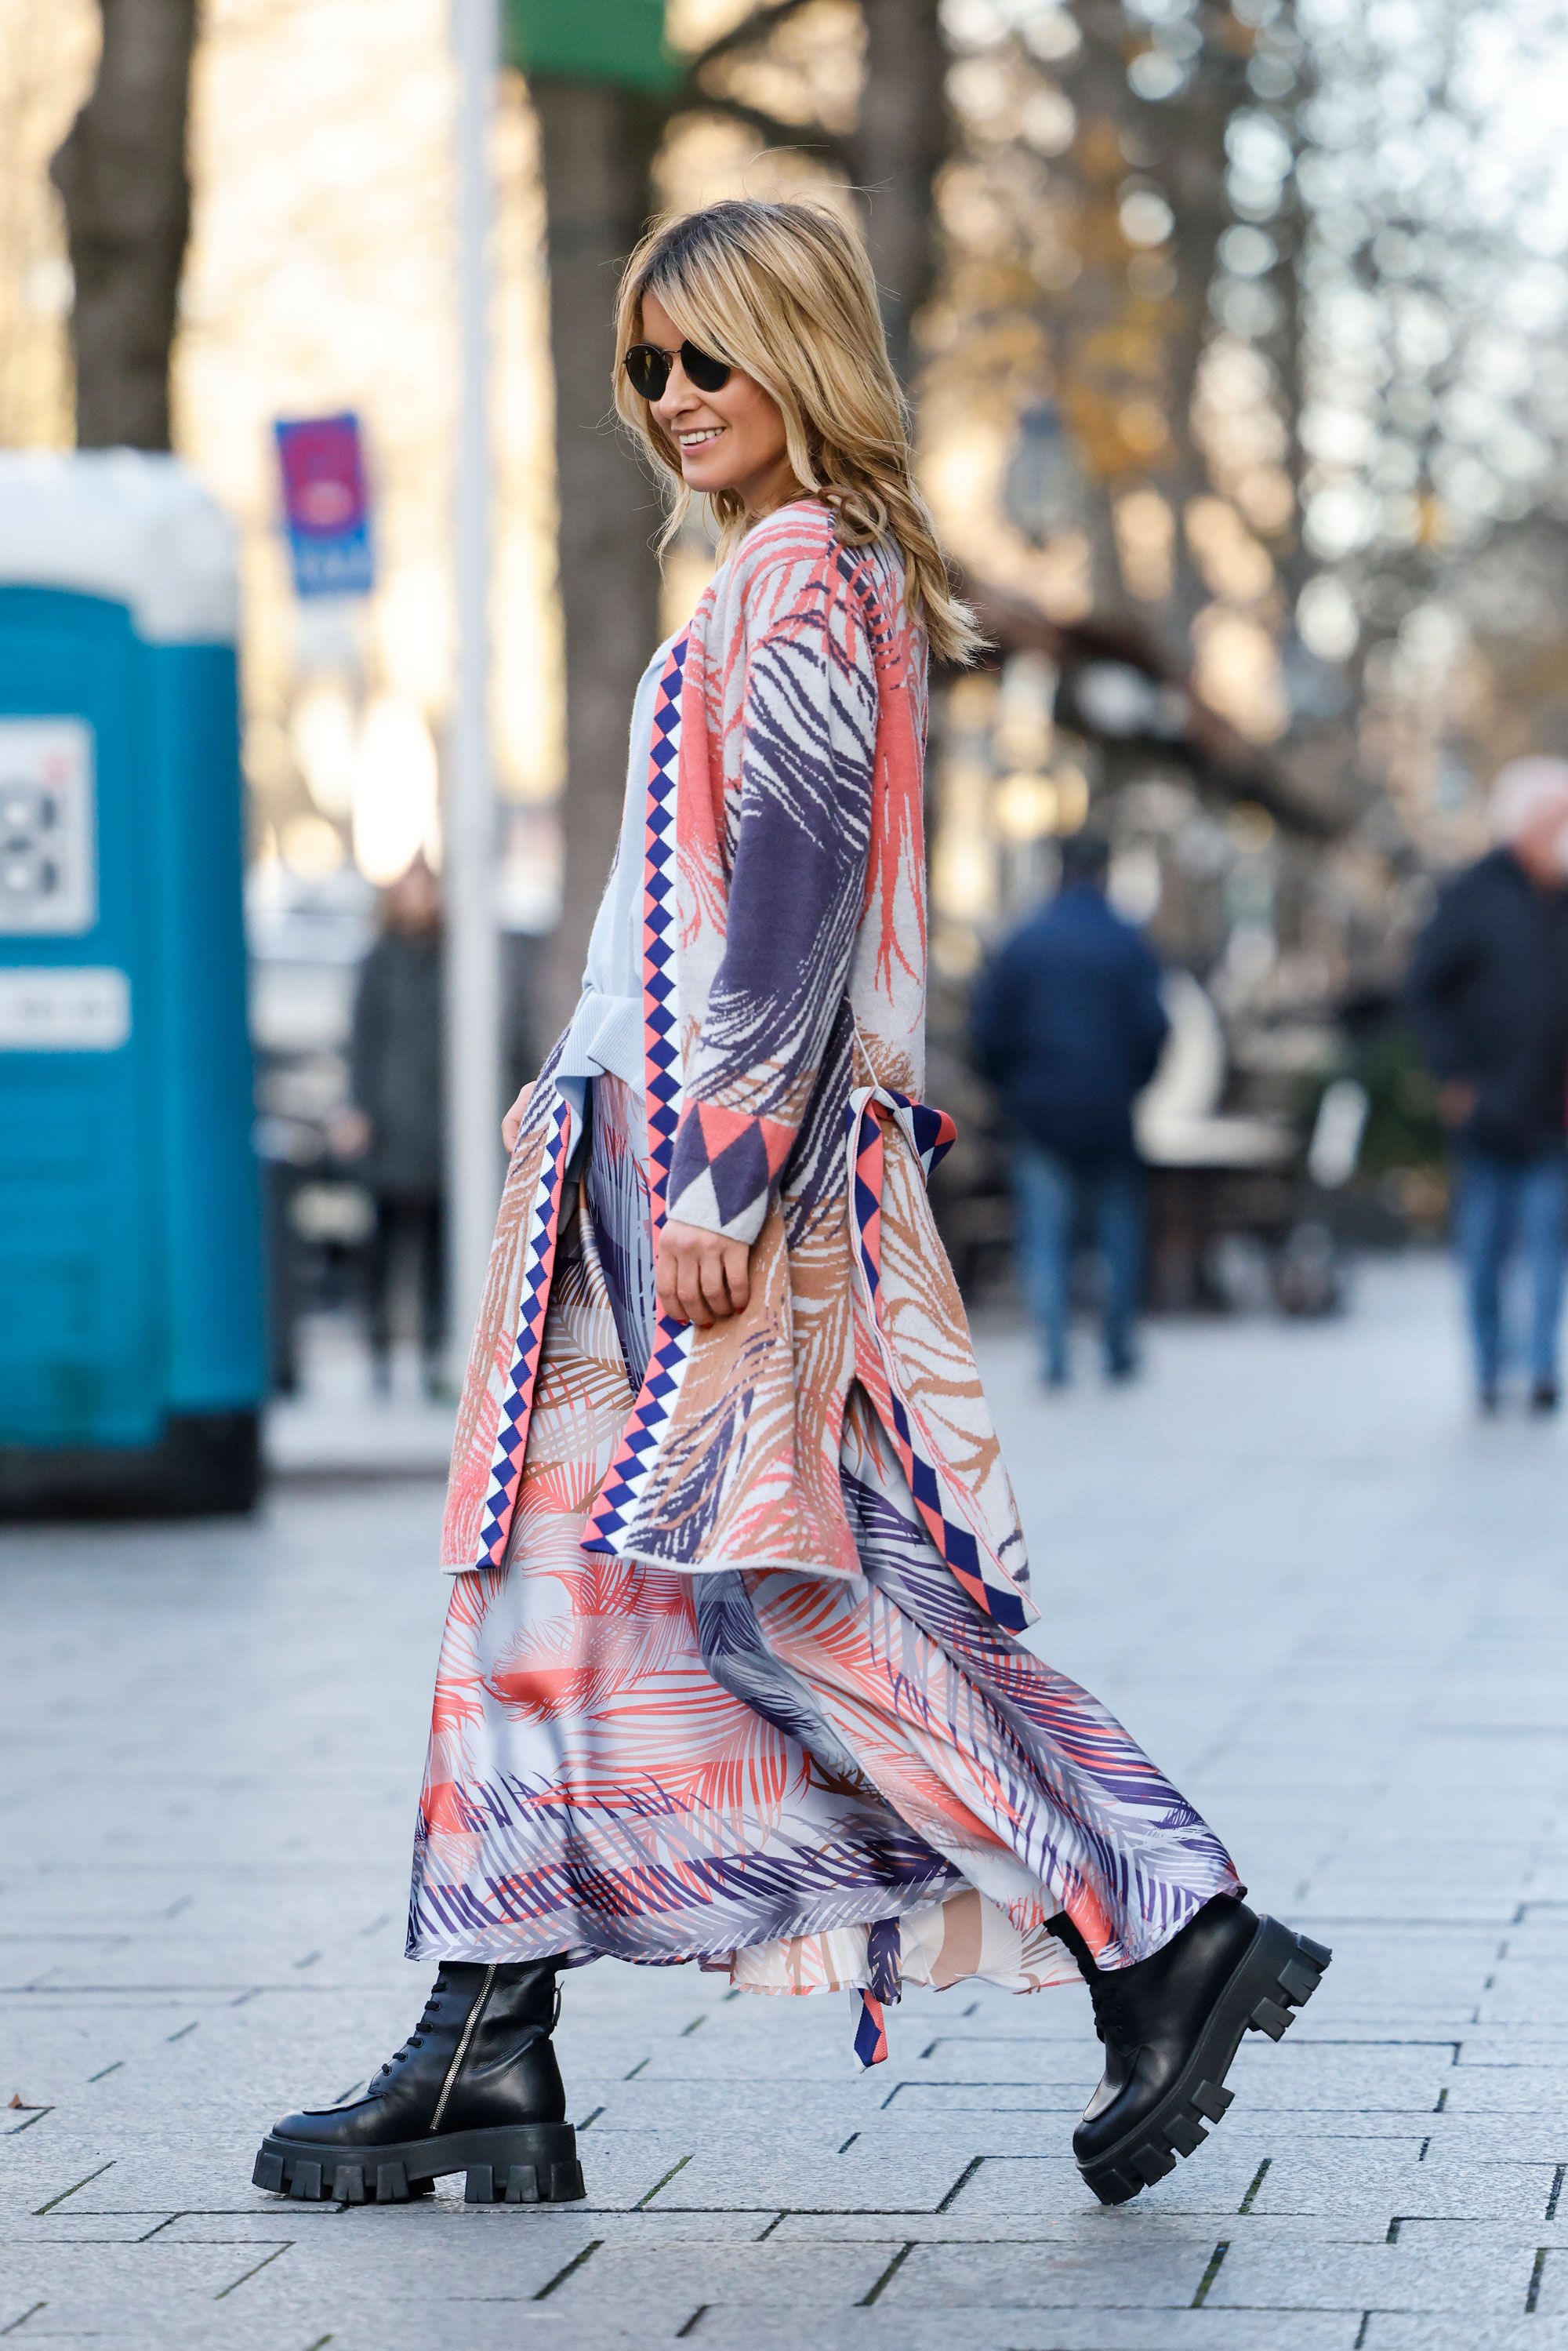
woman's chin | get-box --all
[681,460,736,496]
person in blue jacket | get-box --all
[972,830,1169,1386]
[1406,758,1568,1415]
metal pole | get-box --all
[446,0,503,1373]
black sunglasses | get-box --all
[622,340,733,402]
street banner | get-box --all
[274,412,374,598]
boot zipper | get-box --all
[430,1964,496,2133]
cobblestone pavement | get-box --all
[7,1258,1568,2350]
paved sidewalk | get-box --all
[264,1319,454,1484]
[6,1258,1568,2349]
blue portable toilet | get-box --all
[0,452,263,1515]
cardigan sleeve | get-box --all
[664,551,878,1244]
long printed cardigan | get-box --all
[440,500,1033,1634]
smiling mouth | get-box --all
[677,427,726,449]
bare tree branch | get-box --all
[684,0,822,78]
[679,91,852,176]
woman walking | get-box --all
[255,200,1326,2215]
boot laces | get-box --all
[374,1972,451,2083]
[1087,1970,1142,2053]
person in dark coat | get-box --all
[1406,758,1568,1413]
[338,857,446,1394]
[972,830,1170,1385]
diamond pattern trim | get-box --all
[585,635,695,1555]
[470,1094,573,1571]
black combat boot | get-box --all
[1055,1896,1330,2206]
[252,1960,584,2206]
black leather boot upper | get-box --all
[1060,1896,1261,2164]
[271,1960,565,2153]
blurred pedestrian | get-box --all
[256,198,1326,2222]
[972,831,1170,1386]
[334,856,445,1397]
[1408,757,1568,1415]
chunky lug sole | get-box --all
[252,2121,585,2206]
[1079,1917,1331,2208]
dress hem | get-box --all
[407,1862,1238,1985]
[407,1870,965,1975]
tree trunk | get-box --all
[848,0,949,384]
[50,0,198,451]
[534,78,665,1034]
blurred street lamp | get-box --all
[448,0,503,1370]
[1003,401,1089,543]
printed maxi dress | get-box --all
[408,501,1240,2062]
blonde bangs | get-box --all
[612,200,982,666]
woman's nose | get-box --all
[654,365,694,423]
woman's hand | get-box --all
[501,1084,532,1155]
[656,1219,751,1328]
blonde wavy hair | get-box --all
[612,198,981,666]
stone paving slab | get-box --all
[1446,2071,1568,2115]
[684,2321,1368,2351]
[7,1260,1568,2347]
[873,2232,1228,2306]
[1247,2152,1559,2220]
[1363,2324,1568,2351]
[1221,2237,1547,2313]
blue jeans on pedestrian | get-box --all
[1453,1148,1568,1393]
[1011,1143,1145,1383]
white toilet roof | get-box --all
[0,450,238,645]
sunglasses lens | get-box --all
[625,342,731,398]
[682,343,731,394]
[624,345,669,400]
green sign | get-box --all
[505,0,681,94]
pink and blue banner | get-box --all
[274,412,373,598]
